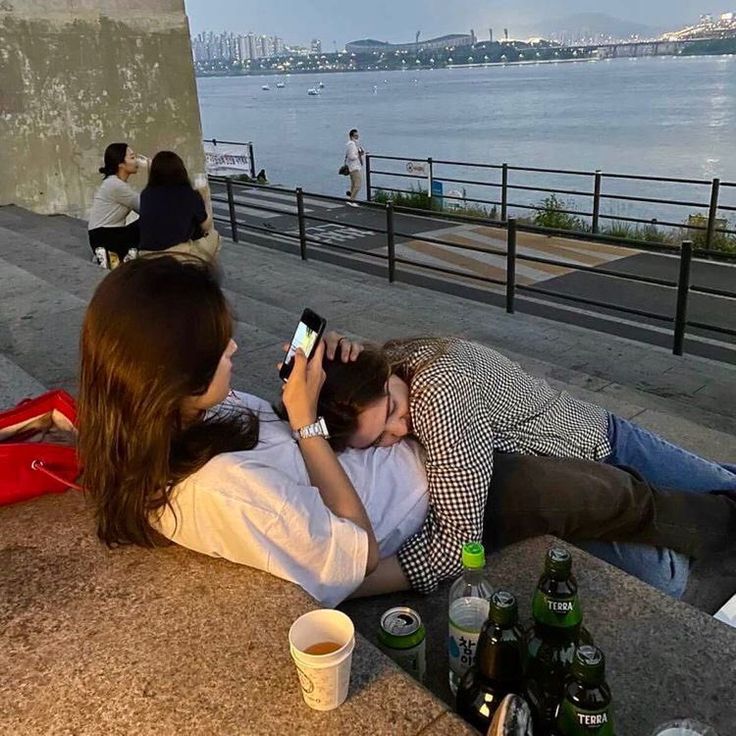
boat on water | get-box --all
[276,81,285,88]
[261,84,270,91]
[318,81,325,88]
[307,87,320,96]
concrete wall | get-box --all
[0,0,204,217]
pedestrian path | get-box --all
[398,222,640,287]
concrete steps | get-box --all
[1,205,734,463]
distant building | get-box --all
[345,33,474,55]
[311,38,322,53]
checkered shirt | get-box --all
[392,338,612,593]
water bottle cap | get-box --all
[489,590,518,626]
[572,645,606,684]
[462,542,485,568]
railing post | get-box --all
[365,153,372,202]
[592,170,602,234]
[501,163,509,222]
[225,178,239,243]
[386,203,396,283]
[672,240,693,356]
[248,142,256,179]
[296,188,307,261]
[705,177,720,250]
[427,157,434,209]
[506,217,517,313]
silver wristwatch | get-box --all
[294,417,330,441]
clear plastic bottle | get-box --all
[448,542,494,694]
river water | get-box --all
[197,55,736,225]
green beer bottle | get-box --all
[554,645,614,736]
[526,547,592,734]
[456,591,527,732]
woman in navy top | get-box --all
[139,151,219,259]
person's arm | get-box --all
[282,342,379,575]
[194,187,214,233]
[349,555,409,598]
[113,179,140,213]
[396,370,495,594]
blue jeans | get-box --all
[578,414,736,598]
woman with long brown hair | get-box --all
[77,254,394,605]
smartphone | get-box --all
[279,308,327,381]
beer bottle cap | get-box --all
[572,645,606,685]
[489,590,518,626]
[545,547,572,579]
[462,542,485,569]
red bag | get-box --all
[0,390,81,505]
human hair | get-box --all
[349,128,358,138]
[317,344,390,452]
[146,150,191,187]
[316,337,449,450]
[78,255,259,548]
[99,142,129,178]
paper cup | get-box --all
[193,173,208,189]
[288,609,355,711]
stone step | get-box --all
[1,212,733,456]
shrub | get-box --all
[532,194,587,232]
[685,213,736,253]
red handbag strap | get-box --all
[31,459,84,492]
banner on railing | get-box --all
[203,141,251,176]
[405,160,429,177]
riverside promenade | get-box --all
[1,205,736,734]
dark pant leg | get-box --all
[484,453,736,560]
[88,222,140,258]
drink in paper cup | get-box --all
[134,154,149,169]
[288,609,355,711]
[193,172,208,189]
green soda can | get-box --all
[378,607,427,682]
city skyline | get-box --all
[184,0,731,46]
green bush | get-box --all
[602,220,672,244]
[373,187,499,220]
[685,213,736,253]
[532,194,588,232]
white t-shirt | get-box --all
[345,140,364,172]
[87,175,140,230]
[152,392,428,607]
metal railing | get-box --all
[208,176,736,361]
[365,154,736,258]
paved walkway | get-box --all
[210,183,736,364]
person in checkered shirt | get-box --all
[318,337,736,598]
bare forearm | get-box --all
[349,555,409,598]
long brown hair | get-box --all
[78,255,259,547]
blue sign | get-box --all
[431,179,444,207]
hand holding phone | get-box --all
[279,308,327,382]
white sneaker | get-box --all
[346,201,359,207]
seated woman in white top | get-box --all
[87,142,142,264]
[78,254,392,606]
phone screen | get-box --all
[284,321,320,368]
[280,309,326,381]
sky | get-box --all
[184,0,729,45]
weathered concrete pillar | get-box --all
[0,0,204,217]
